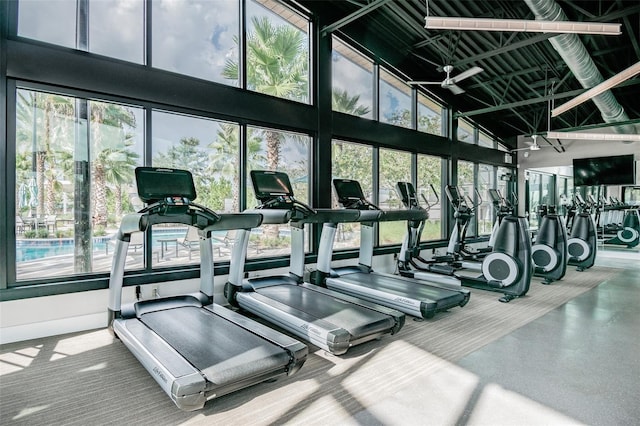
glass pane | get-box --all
[18,0,76,48]
[477,164,495,235]
[457,119,474,144]
[90,0,144,63]
[332,38,373,119]
[478,131,494,148]
[417,155,443,240]
[246,126,311,257]
[457,160,476,236]
[417,93,442,135]
[245,0,309,103]
[331,140,373,249]
[152,111,240,265]
[528,172,542,229]
[379,148,411,245]
[153,0,240,85]
[379,69,412,128]
[16,89,143,281]
[497,166,511,201]
[498,142,510,152]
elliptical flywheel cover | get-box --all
[531,244,558,272]
[482,252,519,286]
[618,227,639,244]
[567,238,589,261]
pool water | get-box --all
[16,230,193,263]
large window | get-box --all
[528,171,555,229]
[151,111,240,265]
[153,0,239,84]
[478,131,494,148]
[457,160,476,236]
[379,69,412,128]
[457,120,474,144]
[379,148,412,245]
[244,0,310,104]
[332,38,373,119]
[18,0,78,49]
[417,155,444,240]
[15,89,144,280]
[417,93,443,136]
[246,126,311,256]
[331,140,373,249]
[477,164,495,235]
[19,0,145,64]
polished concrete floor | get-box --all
[456,248,640,425]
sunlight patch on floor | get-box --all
[12,405,50,420]
[467,383,584,425]
[0,345,42,375]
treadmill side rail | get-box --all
[113,319,207,411]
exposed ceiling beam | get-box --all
[321,0,393,36]
[450,33,555,68]
[457,72,640,118]
[455,88,585,118]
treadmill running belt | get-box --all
[336,273,465,307]
[255,285,395,337]
[140,306,290,386]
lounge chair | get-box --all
[179,226,201,260]
[15,216,26,235]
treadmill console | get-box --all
[251,170,315,215]
[333,179,377,210]
[136,167,196,203]
[135,167,220,222]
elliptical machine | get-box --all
[531,204,568,284]
[397,182,533,303]
[492,190,568,284]
[602,204,640,248]
[567,194,597,271]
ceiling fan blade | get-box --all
[451,66,484,83]
[447,84,465,95]
[407,81,442,85]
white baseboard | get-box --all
[0,313,107,345]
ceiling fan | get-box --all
[511,134,557,152]
[408,65,484,95]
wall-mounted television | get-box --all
[573,154,636,186]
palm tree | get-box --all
[208,124,264,212]
[223,16,308,171]
[153,136,213,207]
[16,91,75,220]
[90,102,137,228]
[332,89,371,116]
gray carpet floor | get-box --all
[0,266,620,425]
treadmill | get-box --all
[224,170,405,356]
[309,178,470,319]
[108,167,307,411]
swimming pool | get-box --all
[16,229,193,262]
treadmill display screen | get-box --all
[135,167,197,203]
[333,179,365,202]
[251,171,294,200]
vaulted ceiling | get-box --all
[300,0,640,148]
